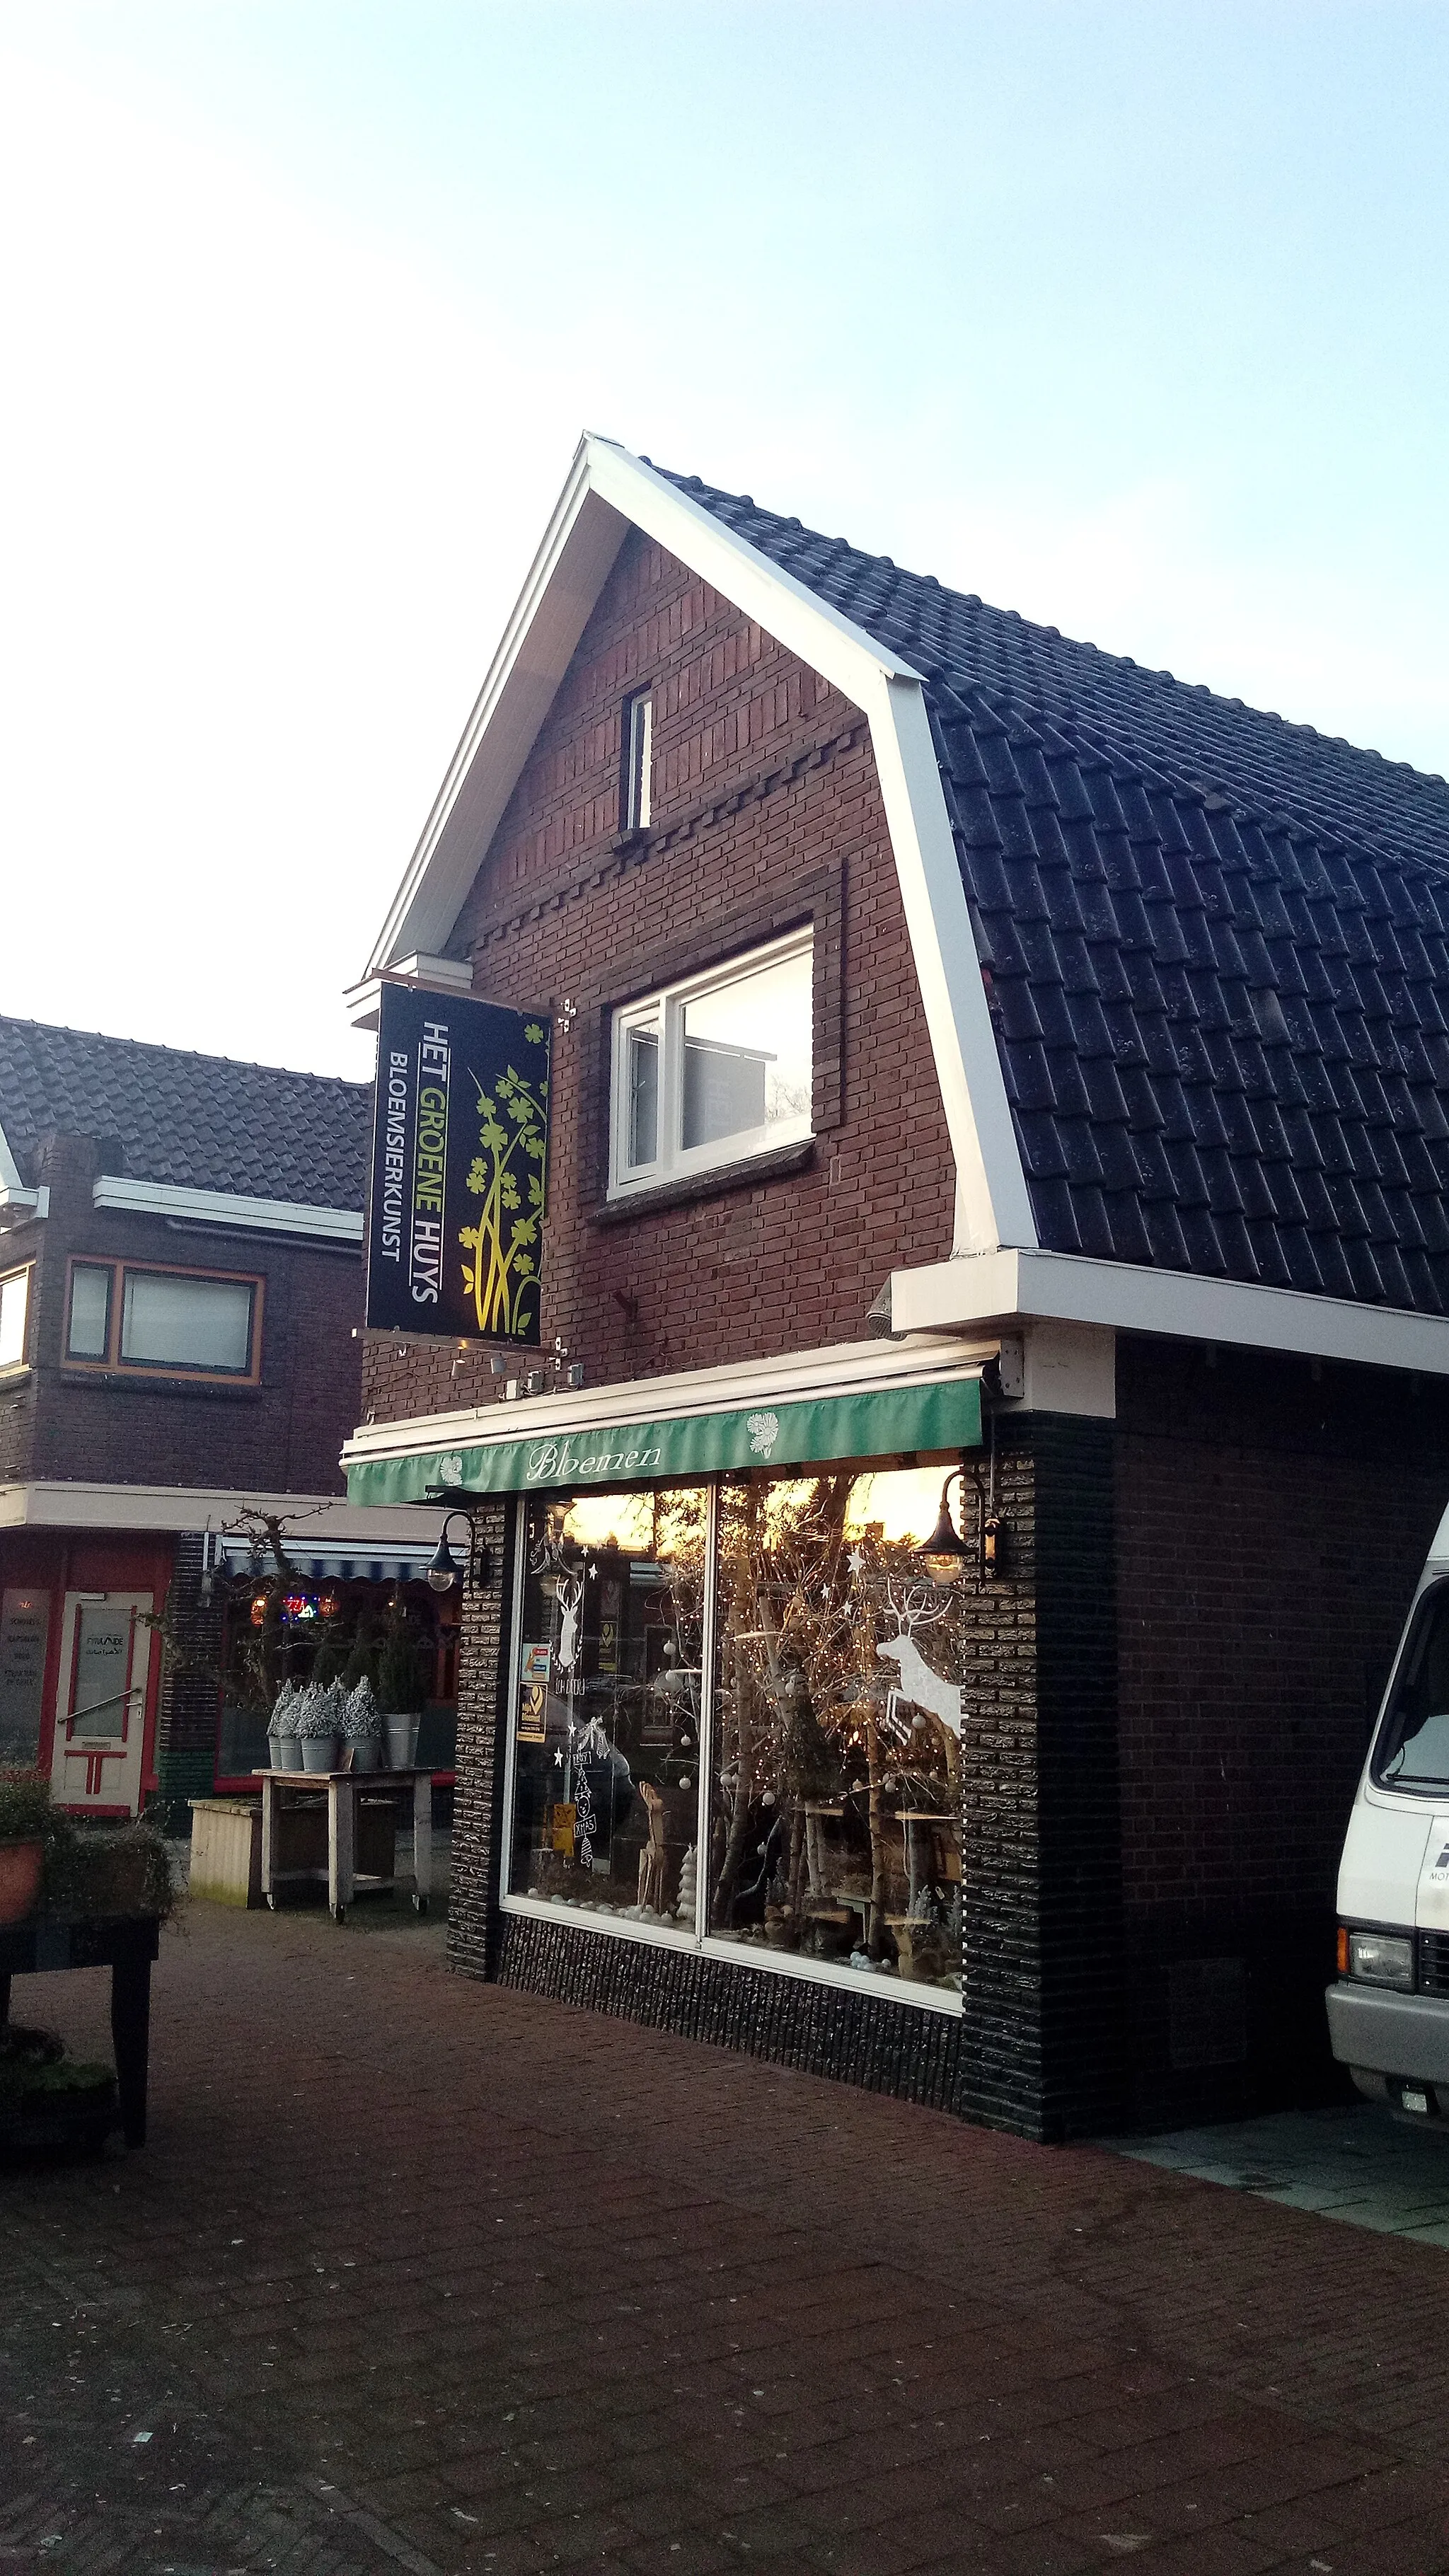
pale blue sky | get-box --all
[1,2,1445,1075]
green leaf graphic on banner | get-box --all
[458,1024,550,1339]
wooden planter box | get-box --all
[190,1796,398,1906]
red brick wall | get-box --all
[16,1133,362,1496]
[363,528,955,1424]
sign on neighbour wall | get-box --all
[366,983,553,1346]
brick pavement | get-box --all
[3,1901,1449,2576]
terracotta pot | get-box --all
[0,1838,44,1925]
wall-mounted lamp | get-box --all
[918,1448,1007,1588]
[920,1469,974,1588]
[422,1486,494,1592]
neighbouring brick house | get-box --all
[0,1019,448,1822]
[340,436,1449,2140]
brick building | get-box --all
[0,1018,446,1820]
[340,437,1449,2139]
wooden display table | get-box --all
[0,1914,160,2148]
[257,1768,436,1922]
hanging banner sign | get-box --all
[366,983,553,1345]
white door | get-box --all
[50,1593,154,1815]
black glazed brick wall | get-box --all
[1034,1416,1124,2139]
[446,1497,514,1983]
[494,1914,969,2113]
[955,1415,1123,2144]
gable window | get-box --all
[0,1265,30,1370]
[609,929,814,1196]
[620,688,652,834]
[64,1259,263,1382]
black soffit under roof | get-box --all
[0,1016,371,1210]
[657,463,1449,1319]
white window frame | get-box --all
[621,688,652,833]
[0,1264,31,1372]
[607,927,814,1200]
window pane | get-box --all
[67,1264,111,1358]
[70,1602,133,1740]
[0,1271,28,1368]
[0,1588,50,1763]
[681,947,812,1153]
[708,1468,962,1994]
[121,1271,253,1371]
[626,1025,659,1167]
[510,1487,706,1921]
[1376,1584,1449,1786]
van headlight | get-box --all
[1348,1931,1414,1990]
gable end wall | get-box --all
[364,529,957,1422]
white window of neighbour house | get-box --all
[608,930,814,1197]
[64,1258,262,1380]
[0,1266,30,1370]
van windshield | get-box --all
[1375,1582,1449,1789]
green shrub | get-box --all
[0,1767,53,1846]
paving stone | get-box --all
[4,1905,1449,2575]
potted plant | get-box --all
[49,1820,175,1922]
[271,1682,305,1772]
[267,1680,297,1772]
[0,1768,50,1926]
[296,1682,342,1774]
[377,1604,429,1770]
[339,1677,383,1773]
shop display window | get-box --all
[707,1470,962,1994]
[503,1465,964,2001]
[508,1489,706,1923]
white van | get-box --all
[1330,1501,1449,2118]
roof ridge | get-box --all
[0,1012,369,1092]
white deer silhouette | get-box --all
[875,1581,962,1740]
[555,1569,586,1673]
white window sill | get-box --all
[499,1891,963,2014]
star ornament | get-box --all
[846,1547,867,1577]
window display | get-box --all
[503,1465,964,1999]
[508,1489,706,1923]
[708,1470,962,1994]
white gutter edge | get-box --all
[340,1329,1002,1469]
[0,1482,446,1535]
[92,1177,363,1242]
[0,1116,47,1228]
[0,1184,48,1230]
[890,1247,1449,1377]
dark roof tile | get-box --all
[664,461,1449,1315]
[0,1017,370,1208]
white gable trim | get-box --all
[359,434,1036,1257]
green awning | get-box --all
[345,1374,982,1507]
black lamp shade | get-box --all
[920,1494,971,1587]
[427,1529,461,1592]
